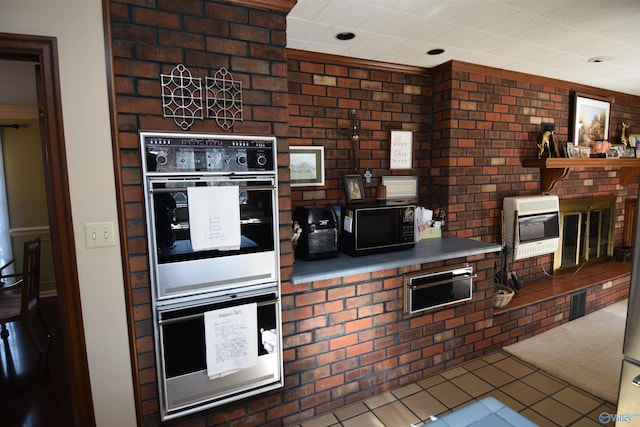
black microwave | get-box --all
[340,203,415,256]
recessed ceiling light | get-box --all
[427,48,445,55]
[588,55,614,63]
[335,32,355,41]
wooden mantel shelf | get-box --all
[522,157,640,192]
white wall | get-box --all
[0,1,137,426]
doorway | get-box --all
[0,33,94,426]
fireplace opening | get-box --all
[554,196,616,272]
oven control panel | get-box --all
[141,132,276,173]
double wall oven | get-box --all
[141,131,283,420]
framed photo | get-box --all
[566,142,576,158]
[290,146,325,187]
[390,130,413,169]
[611,144,626,158]
[625,146,637,158]
[344,174,365,203]
[579,146,591,158]
[629,135,640,148]
[571,93,611,146]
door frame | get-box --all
[0,32,95,426]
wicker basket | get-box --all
[493,284,514,308]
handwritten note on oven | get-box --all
[390,130,413,169]
[205,302,258,378]
[187,185,241,251]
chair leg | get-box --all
[35,309,53,352]
[23,316,44,354]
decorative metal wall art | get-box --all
[161,64,243,131]
[161,64,203,130]
[206,68,243,130]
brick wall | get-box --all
[280,256,497,424]
[109,1,293,425]
[430,61,640,282]
[287,51,432,207]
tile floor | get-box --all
[295,351,617,427]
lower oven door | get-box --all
[156,287,283,420]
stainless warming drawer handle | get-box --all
[159,298,278,325]
[408,274,477,291]
[633,375,640,387]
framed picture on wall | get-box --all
[571,93,611,146]
[290,146,325,187]
[344,174,365,203]
[390,130,413,169]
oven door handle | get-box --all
[150,185,275,194]
[159,298,278,325]
[408,274,477,291]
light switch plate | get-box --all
[84,222,116,248]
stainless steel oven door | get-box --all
[156,287,283,420]
[145,175,279,301]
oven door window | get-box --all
[158,292,282,417]
[149,178,276,264]
[162,303,277,378]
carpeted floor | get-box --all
[503,299,628,404]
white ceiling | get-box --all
[287,0,640,96]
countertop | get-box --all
[290,237,503,284]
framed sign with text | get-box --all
[390,130,413,169]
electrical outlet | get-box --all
[85,222,116,248]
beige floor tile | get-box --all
[472,364,516,387]
[401,390,448,420]
[334,401,369,422]
[479,389,526,412]
[587,405,617,426]
[450,372,494,397]
[492,356,535,378]
[519,408,561,427]
[482,351,509,364]
[372,401,420,427]
[570,416,605,427]
[364,392,397,410]
[341,411,385,427]
[500,380,546,406]
[417,374,446,389]
[426,381,473,408]
[462,357,489,371]
[440,366,468,380]
[551,387,601,414]
[531,396,581,426]
[300,412,340,427]
[391,382,422,399]
[521,371,567,395]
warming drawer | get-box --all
[404,264,475,314]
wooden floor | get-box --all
[0,297,75,427]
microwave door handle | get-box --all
[408,274,477,291]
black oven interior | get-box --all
[150,178,276,264]
[161,292,278,378]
